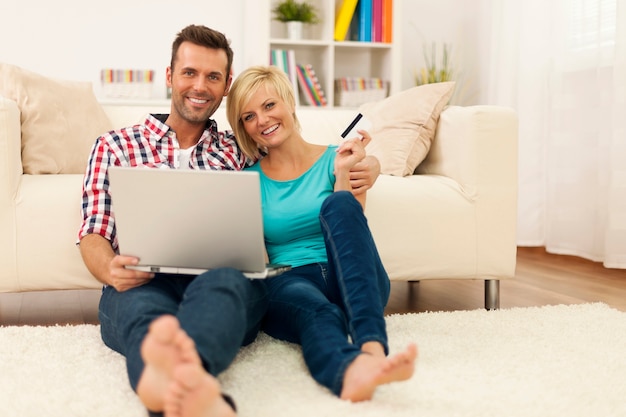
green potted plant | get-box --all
[272,0,320,39]
[414,42,454,86]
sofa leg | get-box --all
[484,280,500,310]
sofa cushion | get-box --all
[0,63,113,174]
[359,82,455,176]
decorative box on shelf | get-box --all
[334,77,389,107]
[101,69,154,99]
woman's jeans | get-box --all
[262,191,391,396]
[98,267,268,391]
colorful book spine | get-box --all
[303,64,327,106]
[359,0,373,42]
[100,68,154,98]
[372,0,383,43]
[334,76,388,107]
[348,2,361,41]
[334,0,359,41]
[295,64,317,106]
[382,0,393,43]
[285,49,300,106]
[100,69,154,83]
[269,49,283,71]
[303,65,322,106]
[280,49,289,75]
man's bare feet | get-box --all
[340,343,418,402]
[136,315,202,412]
[164,363,237,417]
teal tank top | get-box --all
[245,145,337,267]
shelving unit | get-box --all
[262,0,402,108]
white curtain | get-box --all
[483,0,626,268]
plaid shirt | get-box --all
[77,113,254,252]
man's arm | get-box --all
[78,132,154,292]
[349,155,381,195]
[335,139,368,208]
[79,234,153,292]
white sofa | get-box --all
[0,96,518,309]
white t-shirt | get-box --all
[177,147,194,169]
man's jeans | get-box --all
[98,268,268,391]
[261,191,390,395]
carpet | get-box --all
[1,303,625,417]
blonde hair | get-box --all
[226,66,300,159]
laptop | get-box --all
[107,166,291,279]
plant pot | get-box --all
[286,21,303,40]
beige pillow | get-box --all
[0,63,113,174]
[359,81,455,176]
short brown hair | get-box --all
[171,25,234,78]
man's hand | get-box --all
[343,129,381,195]
[349,154,381,195]
[79,233,154,292]
[108,255,155,292]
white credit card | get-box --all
[340,113,372,142]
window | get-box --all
[568,0,616,51]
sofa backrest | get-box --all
[101,103,359,147]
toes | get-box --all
[173,364,202,390]
[150,315,180,342]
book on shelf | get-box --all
[295,63,327,107]
[294,64,317,106]
[334,0,359,41]
[284,50,299,106]
[270,48,300,106]
[372,0,383,43]
[382,0,393,42]
[100,68,154,99]
[358,0,373,42]
[303,64,327,106]
[347,2,361,41]
[334,77,389,107]
[346,0,391,43]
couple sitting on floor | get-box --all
[77,24,417,417]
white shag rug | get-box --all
[1,303,625,417]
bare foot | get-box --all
[340,343,418,402]
[164,363,236,417]
[136,315,202,412]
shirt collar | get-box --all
[147,113,219,143]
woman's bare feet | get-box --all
[136,315,202,412]
[340,343,418,402]
[164,363,237,417]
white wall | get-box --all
[1,0,488,104]
[399,0,485,105]
[0,0,250,99]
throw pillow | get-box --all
[0,63,113,174]
[358,81,455,176]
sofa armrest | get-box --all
[418,105,518,199]
[417,105,519,276]
[0,96,23,285]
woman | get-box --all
[226,66,417,402]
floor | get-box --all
[1,247,625,326]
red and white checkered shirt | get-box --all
[77,113,254,252]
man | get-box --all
[78,25,380,417]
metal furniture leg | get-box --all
[484,280,500,310]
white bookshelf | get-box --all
[258,0,402,108]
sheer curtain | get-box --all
[482,0,626,268]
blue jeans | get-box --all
[261,191,391,396]
[98,268,268,392]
